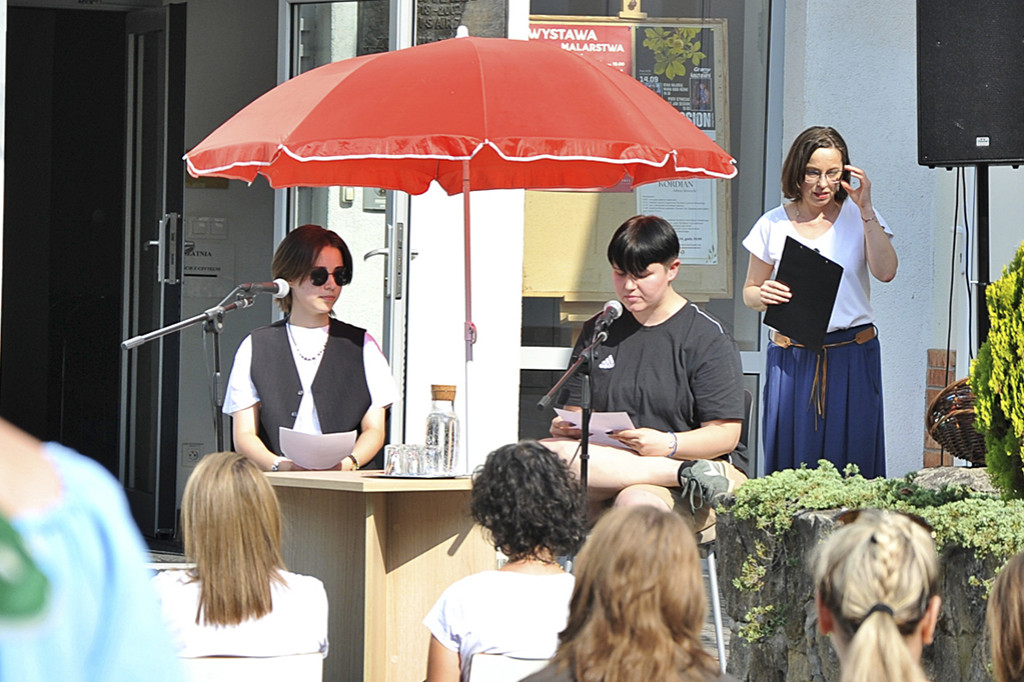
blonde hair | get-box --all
[988,552,1024,682]
[813,510,939,682]
[181,451,286,626]
[552,506,718,682]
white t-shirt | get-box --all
[423,570,575,682]
[742,199,894,332]
[152,569,329,659]
[222,324,397,434]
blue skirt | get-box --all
[763,324,886,478]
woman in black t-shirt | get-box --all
[545,215,746,533]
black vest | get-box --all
[249,318,371,456]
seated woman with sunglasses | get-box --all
[224,224,397,471]
[813,509,942,682]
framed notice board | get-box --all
[524,17,731,311]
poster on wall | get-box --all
[529,22,632,73]
[524,16,731,304]
[634,26,716,130]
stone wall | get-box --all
[717,494,999,681]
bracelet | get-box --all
[270,457,283,472]
[862,213,880,225]
[347,454,360,470]
[666,431,678,458]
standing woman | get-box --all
[224,224,397,471]
[742,127,897,478]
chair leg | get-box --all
[705,547,728,671]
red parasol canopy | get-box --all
[184,36,736,194]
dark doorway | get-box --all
[2,8,126,475]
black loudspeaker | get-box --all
[917,0,1024,167]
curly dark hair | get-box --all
[470,440,587,560]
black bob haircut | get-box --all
[470,440,588,560]
[606,215,680,277]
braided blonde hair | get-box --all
[813,509,939,682]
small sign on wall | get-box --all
[183,241,235,299]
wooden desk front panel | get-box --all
[275,481,494,682]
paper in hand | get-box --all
[763,236,843,351]
[554,408,636,449]
[279,427,357,470]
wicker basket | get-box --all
[926,377,987,466]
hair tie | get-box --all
[866,603,894,618]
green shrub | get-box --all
[970,240,1024,498]
[729,460,1024,561]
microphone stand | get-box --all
[538,326,609,495]
[121,286,261,452]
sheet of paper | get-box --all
[279,427,357,470]
[554,409,635,449]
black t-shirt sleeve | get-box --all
[689,327,746,424]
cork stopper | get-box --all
[431,384,457,402]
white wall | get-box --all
[402,1,531,473]
[405,189,525,472]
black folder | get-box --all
[763,236,843,352]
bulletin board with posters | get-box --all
[524,17,731,313]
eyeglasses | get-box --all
[309,266,348,287]
[836,508,936,539]
[805,168,844,184]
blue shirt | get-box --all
[1,443,184,682]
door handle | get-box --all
[147,213,181,285]
[364,247,391,298]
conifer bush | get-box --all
[970,240,1024,498]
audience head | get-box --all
[781,125,851,202]
[987,551,1024,682]
[271,223,353,315]
[470,440,587,562]
[606,215,680,277]
[813,509,941,682]
[553,506,718,681]
[181,451,286,626]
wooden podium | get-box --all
[268,471,494,682]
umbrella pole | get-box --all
[462,160,476,470]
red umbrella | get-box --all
[185,36,737,193]
[184,35,736,454]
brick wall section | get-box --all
[923,349,957,468]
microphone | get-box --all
[239,278,290,299]
[594,300,623,332]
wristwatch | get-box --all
[347,454,360,470]
[271,457,283,472]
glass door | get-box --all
[118,5,186,539]
[282,0,413,453]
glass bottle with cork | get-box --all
[425,384,459,474]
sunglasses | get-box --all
[309,266,349,287]
[836,508,936,539]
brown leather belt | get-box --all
[770,326,877,350]
[771,326,878,422]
